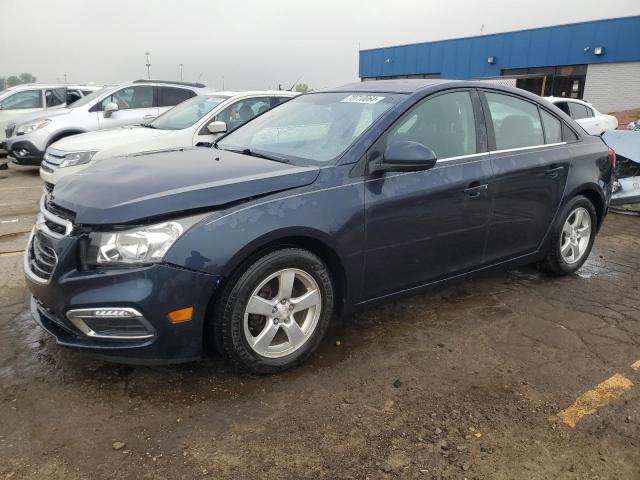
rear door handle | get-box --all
[142,114,156,119]
[464,183,488,197]
[545,166,564,178]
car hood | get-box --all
[10,107,73,127]
[51,147,320,224]
[52,126,173,152]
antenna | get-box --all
[288,75,303,91]
[145,52,152,79]
[179,63,184,81]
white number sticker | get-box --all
[340,95,385,104]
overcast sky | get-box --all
[1,0,639,91]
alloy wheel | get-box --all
[243,268,322,358]
[560,207,591,265]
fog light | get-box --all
[66,307,155,340]
[17,149,29,157]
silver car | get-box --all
[5,80,208,165]
[0,83,101,153]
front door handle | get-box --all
[464,183,488,197]
[142,114,156,119]
[545,166,565,178]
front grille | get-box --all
[45,196,75,222]
[29,231,58,280]
[5,123,15,139]
[42,149,66,166]
[44,182,54,194]
[25,195,76,283]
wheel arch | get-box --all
[218,229,349,316]
[46,129,87,149]
[574,186,605,230]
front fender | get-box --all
[163,167,365,300]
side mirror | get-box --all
[371,140,438,173]
[103,102,119,118]
[207,121,227,134]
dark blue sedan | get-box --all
[25,80,614,373]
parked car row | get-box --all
[22,79,614,373]
[4,80,209,165]
[40,90,296,187]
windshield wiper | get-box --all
[224,148,291,164]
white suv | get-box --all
[6,80,208,165]
[40,90,297,187]
[0,84,100,153]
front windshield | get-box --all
[65,86,113,109]
[149,95,229,130]
[217,92,401,165]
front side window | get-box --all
[157,87,195,107]
[485,92,543,150]
[214,97,272,132]
[540,110,562,144]
[387,91,477,159]
[0,90,43,109]
[568,102,590,120]
[149,95,228,130]
[99,86,154,111]
[217,92,401,165]
[45,88,66,108]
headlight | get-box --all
[16,119,51,135]
[59,151,98,168]
[86,214,206,267]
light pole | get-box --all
[179,63,183,81]
[145,52,152,80]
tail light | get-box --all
[608,147,616,170]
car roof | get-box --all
[316,79,455,94]
[546,96,593,107]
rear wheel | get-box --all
[210,248,334,374]
[540,195,597,275]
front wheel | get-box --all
[539,195,597,275]
[210,248,335,374]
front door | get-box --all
[362,89,493,300]
[97,85,158,129]
[480,90,572,262]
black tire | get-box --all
[539,195,597,276]
[210,248,335,374]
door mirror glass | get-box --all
[373,140,437,172]
[103,102,119,117]
[207,120,227,134]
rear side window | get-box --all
[540,110,562,144]
[387,91,477,159]
[485,92,543,150]
[158,87,195,107]
[66,90,82,105]
[568,102,590,120]
[45,88,66,107]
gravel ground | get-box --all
[0,165,639,479]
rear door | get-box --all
[481,90,572,262]
[97,85,158,128]
[362,89,493,299]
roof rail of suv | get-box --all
[133,79,206,88]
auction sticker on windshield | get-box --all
[340,95,385,104]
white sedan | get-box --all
[546,97,618,136]
[40,90,297,188]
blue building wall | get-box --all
[359,16,640,79]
